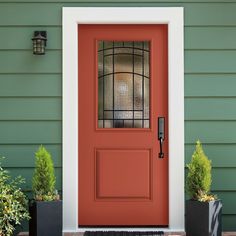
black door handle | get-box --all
[158,117,165,158]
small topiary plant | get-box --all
[32,145,60,201]
[186,140,216,202]
[0,157,30,236]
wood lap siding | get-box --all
[0,0,236,231]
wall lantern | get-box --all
[32,31,47,55]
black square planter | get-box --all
[185,199,222,236]
[29,200,62,236]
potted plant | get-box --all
[29,145,62,236]
[185,140,222,236]
[0,157,30,236]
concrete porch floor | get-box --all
[18,232,236,236]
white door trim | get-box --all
[62,7,184,232]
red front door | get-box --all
[78,25,168,226]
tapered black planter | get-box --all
[185,199,222,236]
[29,200,62,236]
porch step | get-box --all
[84,232,165,236]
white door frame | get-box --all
[62,7,184,232]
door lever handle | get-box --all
[159,137,164,158]
[158,117,165,158]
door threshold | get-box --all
[79,226,168,228]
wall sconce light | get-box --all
[32,31,47,55]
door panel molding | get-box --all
[95,148,151,200]
[62,7,184,232]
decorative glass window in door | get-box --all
[98,41,150,128]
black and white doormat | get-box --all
[84,231,165,236]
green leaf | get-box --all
[0,157,30,236]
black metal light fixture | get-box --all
[32,31,47,55]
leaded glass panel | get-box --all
[98,41,150,128]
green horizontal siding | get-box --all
[212,168,236,191]
[185,98,236,120]
[222,216,236,231]
[0,74,61,97]
[0,98,61,120]
[185,27,236,50]
[186,121,236,143]
[0,0,235,231]
[0,121,61,143]
[185,74,236,97]
[0,51,61,73]
[185,50,236,73]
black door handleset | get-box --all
[158,117,165,158]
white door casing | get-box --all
[62,7,184,232]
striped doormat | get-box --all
[84,232,164,236]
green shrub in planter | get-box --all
[29,145,62,236]
[185,140,222,236]
[0,157,30,236]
